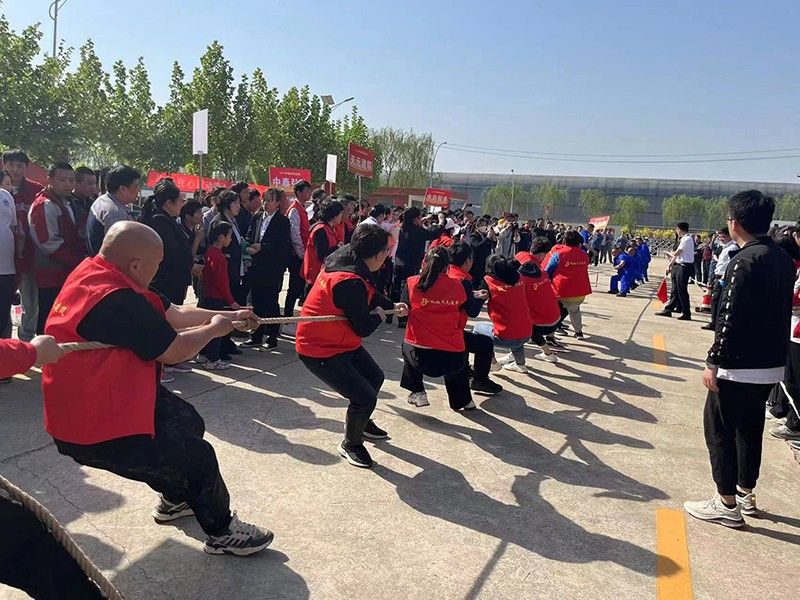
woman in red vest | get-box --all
[296,225,407,469]
[302,199,344,293]
[473,254,532,374]
[516,237,562,363]
[544,230,592,339]
[401,246,476,410]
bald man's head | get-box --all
[99,221,164,289]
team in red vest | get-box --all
[543,231,592,338]
[301,200,344,286]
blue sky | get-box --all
[5,0,800,182]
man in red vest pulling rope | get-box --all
[42,221,274,556]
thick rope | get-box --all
[58,310,397,353]
[0,475,124,600]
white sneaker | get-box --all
[282,323,297,337]
[165,362,193,373]
[497,353,515,366]
[460,400,477,410]
[489,361,502,373]
[407,391,429,407]
[205,360,231,371]
[503,362,528,374]
[736,491,758,516]
[535,351,558,363]
[203,512,274,556]
[683,496,744,528]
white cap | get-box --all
[444,218,457,231]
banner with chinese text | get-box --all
[268,167,312,193]
[347,143,374,179]
[424,188,452,209]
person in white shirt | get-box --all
[0,172,17,349]
[701,226,737,331]
[656,221,695,320]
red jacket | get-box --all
[202,245,236,306]
[43,256,166,444]
[0,339,36,378]
[405,273,466,352]
[302,223,338,284]
[544,245,592,298]
[485,274,532,339]
[28,189,86,287]
[12,178,45,273]
[516,252,561,325]
[296,269,375,358]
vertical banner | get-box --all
[326,154,338,183]
[424,187,453,209]
[268,167,312,193]
[192,109,209,154]
[347,143,374,179]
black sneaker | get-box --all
[362,419,389,441]
[203,512,274,556]
[573,332,585,339]
[701,323,715,330]
[338,441,374,468]
[241,339,264,348]
[0,378,10,385]
[655,310,672,317]
[152,494,195,522]
[471,378,503,395]
[676,315,692,321]
[264,337,278,349]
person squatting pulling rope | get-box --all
[40,221,273,557]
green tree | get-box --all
[481,183,535,217]
[247,68,280,183]
[615,195,649,230]
[578,189,608,219]
[703,196,729,231]
[533,183,568,221]
[662,194,706,227]
[777,193,800,222]
[155,62,192,172]
[333,107,382,196]
[371,127,435,188]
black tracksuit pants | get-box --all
[704,378,773,496]
[299,346,384,448]
[464,331,493,381]
[400,343,472,410]
[665,263,693,317]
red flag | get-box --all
[656,278,668,303]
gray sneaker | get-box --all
[684,496,744,528]
[736,491,758,516]
[203,512,274,556]
[769,424,800,441]
[152,494,194,522]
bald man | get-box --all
[41,222,273,556]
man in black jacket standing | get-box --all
[684,190,795,528]
[243,188,291,350]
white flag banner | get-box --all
[192,109,209,154]
[326,154,338,183]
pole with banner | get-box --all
[193,109,209,197]
[347,142,374,205]
[325,154,337,196]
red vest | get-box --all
[516,252,561,325]
[302,223,338,283]
[288,198,310,247]
[405,274,466,352]
[485,275,531,340]
[447,264,473,329]
[42,256,166,444]
[547,245,592,298]
[296,269,375,358]
[333,219,354,244]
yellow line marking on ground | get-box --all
[656,508,693,599]
[653,334,668,370]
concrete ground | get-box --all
[1,256,798,599]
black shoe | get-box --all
[616,292,627,297]
[655,310,672,317]
[227,347,243,355]
[264,337,278,349]
[607,290,617,294]
[338,442,374,468]
[573,332,585,339]
[362,419,389,441]
[677,315,692,321]
[471,378,503,395]
[630,283,639,290]
[241,339,264,348]
[701,323,715,330]
[0,378,10,385]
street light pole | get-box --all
[510,169,515,214]
[331,97,355,112]
[49,0,69,58]
[428,141,447,189]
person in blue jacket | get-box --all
[635,236,651,282]
[609,246,634,297]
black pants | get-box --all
[665,263,692,317]
[0,494,103,599]
[284,255,304,317]
[770,342,800,430]
[708,277,722,327]
[36,286,60,335]
[55,390,232,536]
[392,263,415,325]
[464,331,493,381]
[0,274,15,339]
[531,322,560,345]
[153,281,188,306]
[704,378,773,496]
[249,273,282,342]
[400,342,472,410]
[198,297,228,362]
[299,347,384,447]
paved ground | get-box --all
[1,257,798,599]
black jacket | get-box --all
[395,224,443,274]
[707,236,795,370]
[324,245,394,337]
[145,209,194,289]
[467,232,495,282]
[246,210,291,277]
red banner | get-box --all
[347,143,374,179]
[424,187,452,209]
[268,167,312,193]
[589,215,611,229]
[146,171,268,195]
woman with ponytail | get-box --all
[139,178,196,305]
[400,246,475,410]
